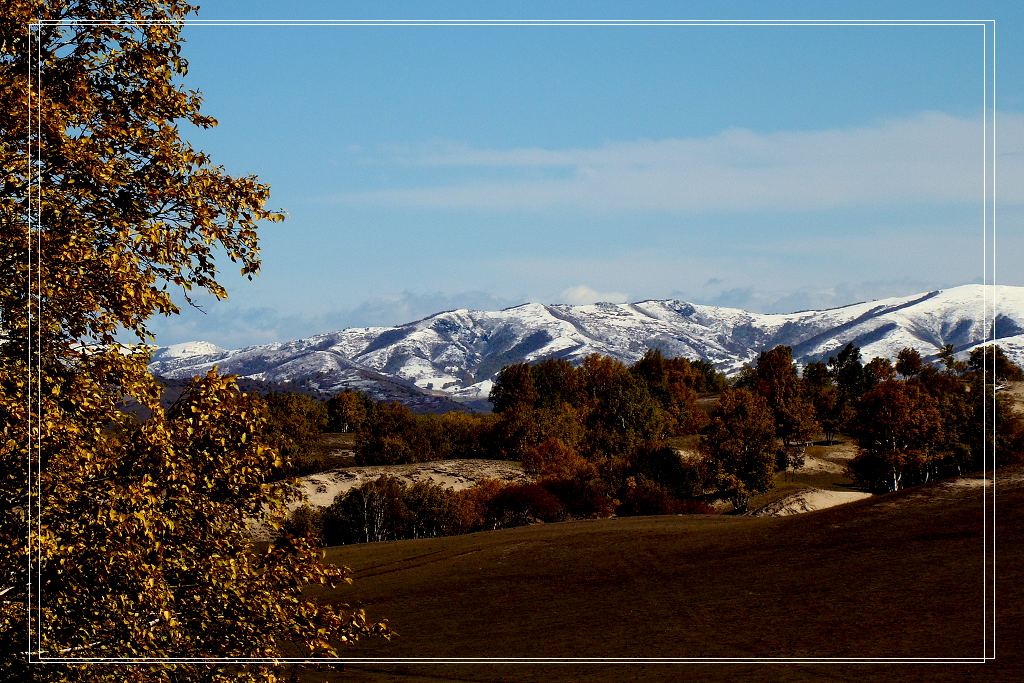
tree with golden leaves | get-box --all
[0,2,386,680]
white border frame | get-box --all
[26,17,997,666]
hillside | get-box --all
[304,466,1021,682]
[151,284,1024,406]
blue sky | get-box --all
[147,1,1024,348]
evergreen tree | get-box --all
[895,347,924,378]
[967,344,1024,382]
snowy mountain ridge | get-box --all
[149,284,1024,406]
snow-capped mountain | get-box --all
[149,284,1024,407]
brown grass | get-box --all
[290,464,1021,682]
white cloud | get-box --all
[559,285,628,305]
[333,112,1024,213]
[672,276,976,315]
[147,290,524,347]
[342,290,520,326]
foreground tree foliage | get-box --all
[1,2,386,679]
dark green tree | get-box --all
[802,361,843,444]
[829,342,866,401]
[263,391,328,467]
[530,358,585,409]
[579,354,669,458]
[630,349,707,435]
[937,343,958,373]
[895,347,924,378]
[489,363,539,414]
[691,358,729,393]
[863,356,896,392]
[967,344,1024,382]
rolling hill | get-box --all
[303,465,1022,682]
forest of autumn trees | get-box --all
[292,339,1023,547]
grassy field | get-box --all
[288,463,1021,682]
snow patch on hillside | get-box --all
[153,340,224,360]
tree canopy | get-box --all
[968,344,1024,383]
[700,388,777,512]
[748,346,818,466]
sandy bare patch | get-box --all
[296,459,530,508]
[798,455,847,474]
[672,447,703,464]
[816,440,859,461]
[750,488,872,517]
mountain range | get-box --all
[149,284,1024,410]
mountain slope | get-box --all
[150,284,1024,405]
